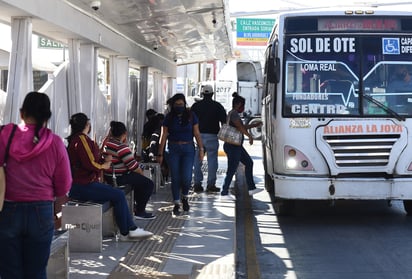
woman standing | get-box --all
[103,121,155,220]
[0,92,72,279]
[66,113,153,240]
[220,92,263,200]
[157,94,204,216]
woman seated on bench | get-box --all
[66,113,153,241]
[102,121,155,220]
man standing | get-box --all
[191,85,227,193]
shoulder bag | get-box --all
[0,124,17,211]
[217,111,242,146]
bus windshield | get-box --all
[283,35,412,118]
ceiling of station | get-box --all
[67,0,233,65]
[0,0,234,76]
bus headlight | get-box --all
[287,158,297,168]
[284,146,314,171]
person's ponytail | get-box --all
[20,92,51,144]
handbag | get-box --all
[218,111,242,146]
[0,124,17,212]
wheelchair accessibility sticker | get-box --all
[382,38,400,55]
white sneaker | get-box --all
[248,188,263,196]
[118,234,140,242]
[220,194,236,201]
[128,227,153,238]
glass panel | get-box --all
[283,34,412,118]
[362,36,412,116]
[284,35,359,117]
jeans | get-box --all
[0,201,54,279]
[193,133,219,186]
[167,142,195,202]
[69,182,137,235]
[116,172,154,215]
[221,142,256,195]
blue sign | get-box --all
[382,38,400,55]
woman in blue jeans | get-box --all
[0,92,72,279]
[157,94,204,215]
[220,93,263,201]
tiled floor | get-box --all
[68,157,235,278]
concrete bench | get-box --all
[47,230,69,278]
[61,185,134,252]
[62,201,103,252]
[140,162,162,193]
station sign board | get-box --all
[38,36,65,49]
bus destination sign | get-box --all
[318,18,400,31]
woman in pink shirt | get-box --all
[0,92,72,279]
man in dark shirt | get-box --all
[191,85,227,192]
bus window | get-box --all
[284,59,359,116]
[361,35,412,116]
[283,34,412,118]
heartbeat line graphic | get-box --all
[285,51,360,107]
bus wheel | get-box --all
[247,118,262,140]
[273,198,294,216]
[264,172,274,194]
[403,200,412,215]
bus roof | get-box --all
[275,6,412,18]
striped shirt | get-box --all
[103,137,139,176]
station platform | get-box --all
[68,156,237,279]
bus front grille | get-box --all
[323,134,400,167]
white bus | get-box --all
[262,6,412,215]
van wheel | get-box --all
[403,200,412,215]
[247,118,262,140]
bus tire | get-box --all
[273,198,294,216]
[403,200,412,215]
[247,118,262,140]
[264,172,274,194]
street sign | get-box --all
[236,18,275,46]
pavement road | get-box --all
[243,141,412,279]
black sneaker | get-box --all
[206,185,220,193]
[193,183,204,193]
[181,198,190,211]
[172,204,180,216]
